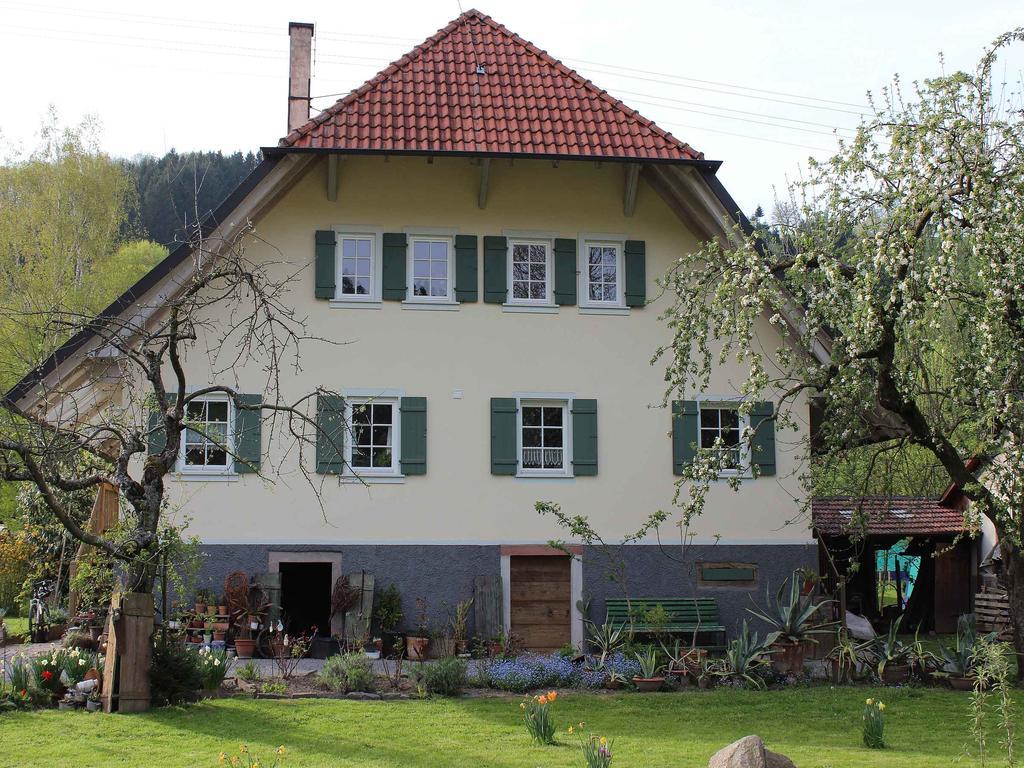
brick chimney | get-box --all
[287,22,315,134]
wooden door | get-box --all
[510,555,571,652]
[934,542,972,634]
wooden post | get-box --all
[101,592,154,713]
[68,482,119,617]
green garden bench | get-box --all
[604,598,726,650]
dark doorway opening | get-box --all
[279,562,331,637]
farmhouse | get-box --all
[8,10,817,650]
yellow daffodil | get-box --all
[600,736,608,746]
[579,722,585,728]
[519,701,526,709]
[277,746,286,755]
[568,726,574,734]
[218,753,227,765]
[866,698,874,706]
[878,703,886,711]
[240,744,248,754]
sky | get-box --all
[0,0,1021,212]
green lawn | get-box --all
[1,616,28,639]
[0,686,1002,767]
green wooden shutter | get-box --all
[483,236,508,304]
[571,398,598,476]
[672,400,698,475]
[454,235,479,303]
[490,397,518,475]
[146,394,178,457]
[382,233,407,301]
[399,396,427,475]
[624,240,646,307]
[750,401,777,476]
[553,238,577,306]
[234,394,263,474]
[316,394,346,474]
[315,230,337,299]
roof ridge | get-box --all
[469,10,702,160]
[280,9,703,161]
[281,10,477,147]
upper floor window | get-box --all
[409,237,453,302]
[347,398,399,475]
[583,242,622,306]
[699,403,746,471]
[181,396,232,472]
[519,400,568,475]
[509,240,552,304]
[338,235,375,298]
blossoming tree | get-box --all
[655,29,1024,670]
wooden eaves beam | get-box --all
[623,163,641,217]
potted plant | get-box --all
[605,670,626,690]
[234,618,260,659]
[375,583,404,657]
[195,588,213,615]
[86,690,102,712]
[487,632,505,658]
[217,595,228,616]
[859,616,913,684]
[937,614,993,690]
[825,629,860,684]
[405,597,431,661]
[632,646,665,692]
[746,571,834,676]
[695,656,716,690]
[448,597,474,656]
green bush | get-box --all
[318,652,375,693]
[149,638,204,706]
[421,656,468,696]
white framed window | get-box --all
[508,240,552,304]
[698,402,749,474]
[179,395,233,473]
[345,397,400,476]
[408,236,454,302]
[517,398,572,477]
[337,233,376,300]
[582,241,623,306]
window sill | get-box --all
[502,304,559,314]
[515,473,574,481]
[339,474,405,485]
[401,301,459,312]
[172,472,240,482]
[329,299,383,310]
[579,305,630,316]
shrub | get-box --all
[318,652,375,693]
[149,637,204,706]
[420,656,467,696]
[863,698,886,748]
[236,659,261,683]
[521,690,558,745]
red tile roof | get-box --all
[280,9,702,162]
[812,497,970,537]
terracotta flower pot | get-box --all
[771,641,807,676]
[406,636,429,661]
[195,603,207,615]
[217,605,228,616]
[881,663,911,685]
[949,675,974,691]
[604,677,623,690]
[234,638,257,659]
[213,631,226,642]
[632,677,664,693]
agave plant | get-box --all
[858,616,913,678]
[938,614,995,677]
[634,646,664,679]
[746,571,835,645]
[583,614,626,670]
[717,620,774,689]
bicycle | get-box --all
[28,579,55,643]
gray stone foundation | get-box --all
[193,542,815,640]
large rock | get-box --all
[765,750,797,768]
[708,736,797,768]
[708,736,765,768]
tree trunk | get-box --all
[998,537,1024,681]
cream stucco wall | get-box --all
[160,155,812,546]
